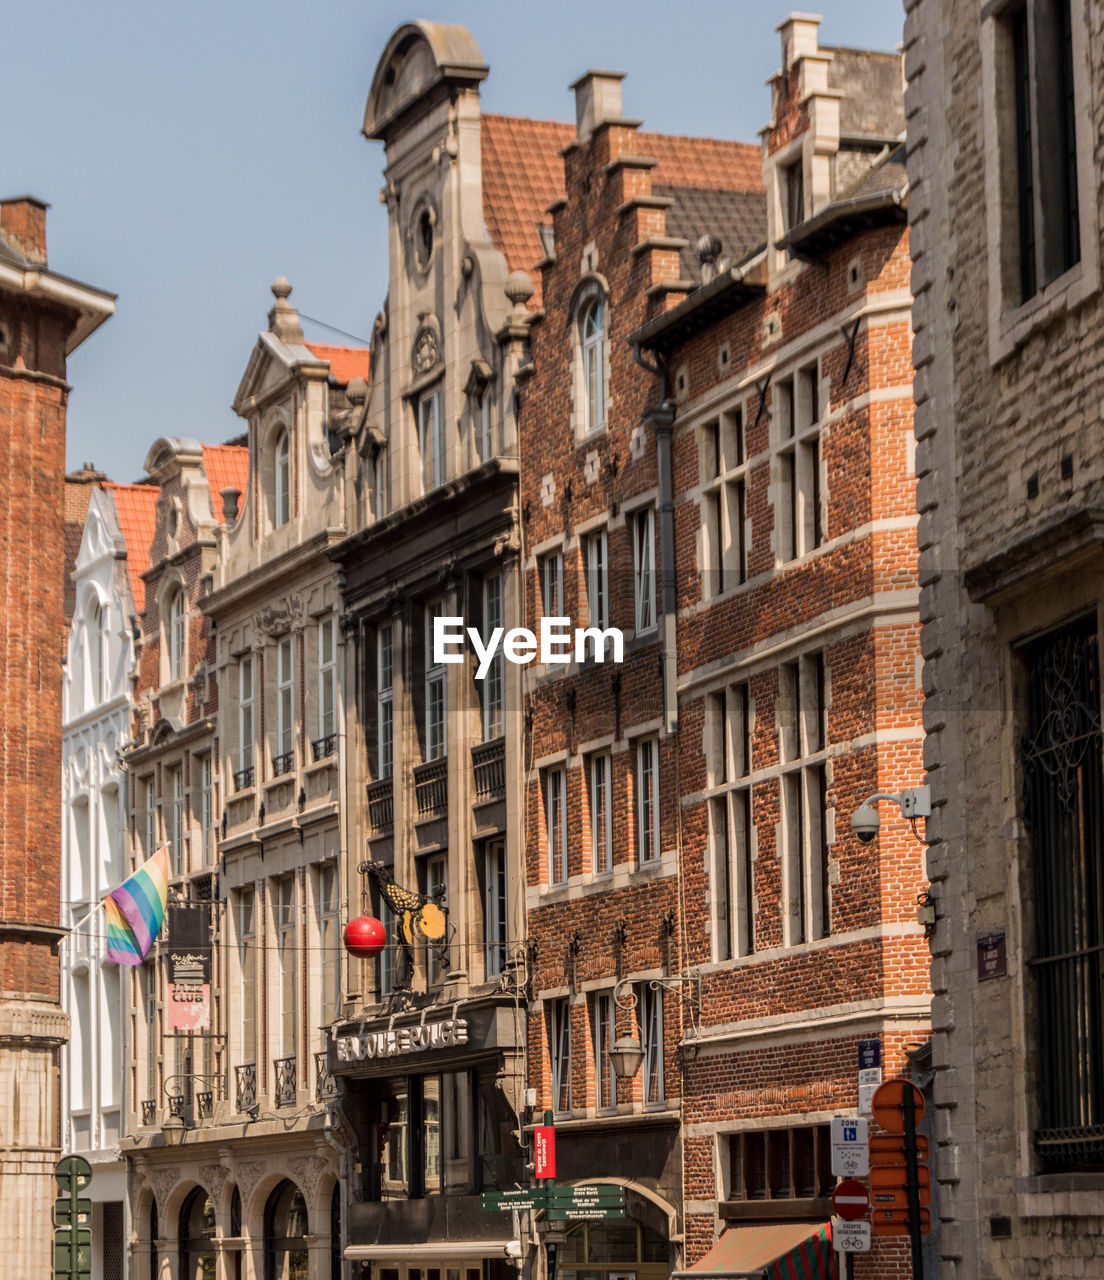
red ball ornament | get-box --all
[343,916,386,959]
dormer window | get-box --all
[581,297,606,435]
[274,429,290,528]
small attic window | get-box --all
[538,224,555,259]
[416,208,434,271]
[781,159,804,236]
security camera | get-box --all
[851,804,880,844]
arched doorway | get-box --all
[178,1187,216,1280]
[227,1185,243,1280]
[264,1180,309,1280]
[330,1184,341,1280]
[148,1197,159,1280]
[556,1219,669,1279]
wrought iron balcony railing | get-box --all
[315,1051,337,1102]
[472,736,506,800]
[311,734,338,762]
[272,752,294,777]
[235,1062,257,1113]
[233,766,255,792]
[141,1099,156,1126]
[366,778,394,834]
[414,758,448,817]
[274,1056,297,1108]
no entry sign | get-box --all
[832,1179,870,1221]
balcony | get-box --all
[141,1099,156,1126]
[312,734,338,762]
[414,758,448,818]
[272,752,294,777]
[235,1062,257,1113]
[366,778,394,835]
[274,1056,297,1108]
[472,737,506,801]
[315,1051,337,1102]
[233,766,255,792]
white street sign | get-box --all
[834,1220,871,1253]
[830,1116,870,1177]
[858,1083,878,1116]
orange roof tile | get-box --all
[481,114,573,307]
[103,483,159,612]
[640,132,763,192]
[202,445,250,524]
[305,343,372,385]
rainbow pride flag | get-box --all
[105,846,170,965]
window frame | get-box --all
[635,737,661,864]
[774,361,824,564]
[167,590,186,683]
[275,635,295,771]
[779,654,830,947]
[424,601,447,762]
[318,863,340,1026]
[418,387,446,494]
[587,750,613,874]
[481,573,505,741]
[579,295,607,437]
[549,998,572,1114]
[545,765,568,886]
[631,506,657,634]
[273,428,290,528]
[637,982,664,1105]
[238,656,255,778]
[377,624,394,780]
[591,991,615,1111]
[275,874,297,1059]
[540,548,564,619]
[708,682,755,961]
[701,405,749,599]
[237,887,256,1068]
[169,764,185,878]
[317,616,337,743]
[483,839,508,979]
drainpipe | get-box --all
[633,343,678,735]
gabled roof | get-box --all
[305,343,372,385]
[201,445,250,524]
[102,483,160,612]
[481,114,573,308]
[643,133,762,192]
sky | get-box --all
[5,1,905,484]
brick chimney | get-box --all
[0,196,49,264]
[570,70,626,143]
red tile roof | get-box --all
[103,483,159,612]
[481,114,574,307]
[202,445,250,524]
[305,343,372,385]
[640,132,763,192]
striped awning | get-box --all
[672,1221,836,1280]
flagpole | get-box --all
[63,895,110,939]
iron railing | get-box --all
[235,1063,257,1114]
[233,766,254,791]
[366,778,394,834]
[1020,616,1104,1171]
[315,1051,337,1102]
[196,1091,214,1120]
[274,1056,297,1108]
[141,1099,156,1126]
[272,752,294,777]
[472,737,506,800]
[312,734,338,762]
[414,759,448,817]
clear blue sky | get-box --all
[5,1,904,484]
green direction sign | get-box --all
[53,1197,93,1230]
[546,1206,626,1221]
[547,1186,625,1204]
[481,1188,547,1212]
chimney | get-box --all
[570,70,626,143]
[778,13,823,71]
[0,196,49,265]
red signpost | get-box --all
[870,1079,929,1279]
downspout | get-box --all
[632,343,678,735]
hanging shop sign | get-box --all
[335,1017,469,1062]
[166,904,211,1031]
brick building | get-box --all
[519,16,929,1279]
[904,0,1104,1275]
[0,196,113,1276]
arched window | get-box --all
[167,590,186,682]
[274,429,290,528]
[178,1187,216,1280]
[264,1180,308,1280]
[580,296,606,434]
[86,598,104,704]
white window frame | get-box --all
[169,765,185,877]
[142,776,157,858]
[587,750,613,874]
[592,991,615,1111]
[701,405,748,599]
[779,653,830,946]
[168,590,186,682]
[418,388,446,493]
[197,754,212,866]
[425,601,447,761]
[708,682,754,961]
[276,635,294,765]
[775,362,823,564]
[637,982,664,1104]
[632,506,656,634]
[238,656,254,775]
[583,528,610,660]
[275,874,296,1059]
[318,864,340,1026]
[545,765,567,885]
[580,296,606,436]
[317,616,337,743]
[635,737,660,864]
[549,998,571,1114]
[481,573,504,741]
[238,887,255,1066]
[274,428,290,528]
[479,391,493,463]
[484,839,507,978]
[540,548,564,618]
[377,625,394,779]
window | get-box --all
[728,1125,832,1202]
[141,776,157,858]
[169,765,185,877]
[425,854,448,986]
[238,888,255,1065]
[544,766,567,885]
[167,590,186,682]
[584,530,609,629]
[237,657,254,783]
[775,363,823,562]
[1019,614,1104,1171]
[632,507,656,634]
[781,158,804,234]
[478,392,493,463]
[196,755,213,865]
[275,875,296,1058]
[481,573,504,740]
[548,998,571,1113]
[635,738,660,864]
[587,751,612,874]
[317,617,337,744]
[87,598,104,704]
[702,407,748,597]
[709,682,754,960]
[591,992,615,1110]
[424,602,446,761]
[540,549,564,618]
[483,840,507,978]
[275,636,294,773]
[637,983,663,1104]
[318,864,340,1025]
[418,388,445,493]
[377,898,395,998]
[273,428,290,528]
[143,962,158,1102]
[779,654,829,945]
[377,625,394,778]
[1006,0,1080,303]
[580,296,606,435]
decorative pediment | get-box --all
[363,22,487,142]
[254,595,304,637]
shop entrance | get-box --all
[555,1220,670,1280]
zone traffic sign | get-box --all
[830,1116,870,1177]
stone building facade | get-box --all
[0,195,113,1277]
[63,478,159,1280]
[904,0,1104,1276]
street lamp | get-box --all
[160,1073,223,1146]
[608,974,702,1080]
[161,1113,187,1147]
[609,1035,644,1081]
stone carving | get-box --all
[411,314,442,375]
[199,1162,229,1200]
[494,527,520,558]
[288,1154,331,1203]
[149,1167,180,1211]
[232,1159,267,1209]
[253,595,304,637]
